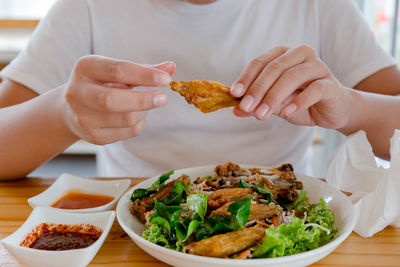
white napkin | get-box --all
[326,130,400,237]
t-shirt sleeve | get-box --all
[0,0,92,94]
[318,0,396,88]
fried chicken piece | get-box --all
[207,188,255,209]
[252,173,278,197]
[214,162,242,176]
[183,227,265,257]
[193,162,251,191]
[248,203,280,221]
[209,201,234,217]
[250,164,303,202]
[130,175,190,221]
[210,202,279,220]
[170,80,240,113]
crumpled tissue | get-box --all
[326,130,400,237]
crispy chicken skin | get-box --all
[183,227,265,257]
[248,203,280,221]
[170,80,240,113]
[207,188,255,209]
[214,162,242,176]
[210,202,279,220]
[130,175,190,221]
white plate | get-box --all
[28,173,131,212]
[116,165,356,267]
[0,207,115,267]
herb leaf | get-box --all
[195,197,251,241]
[131,170,174,201]
[159,181,186,206]
[149,200,182,235]
[175,194,207,243]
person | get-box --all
[0,0,399,180]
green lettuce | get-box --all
[131,170,174,201]
[195,197,251,241]
[253,198,336,258]
[253,217,320,258]
[305,198,336,245]
[142,224,175,249]
[284,190,309,211]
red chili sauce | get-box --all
[20,223,102,251]
[51,190,114,209]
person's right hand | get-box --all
[60,55,175,145]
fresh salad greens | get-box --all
[253,199,336,258]
[131,163,338,259]
[284,189,309,211]
[195,197,251,241]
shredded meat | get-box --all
[130,175,190,221]
[183,227,265,257]
[250,164,303,202]
[252,174,278,197]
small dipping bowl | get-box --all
[0,207,115,267]
[28,173,131,213]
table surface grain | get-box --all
[0,177,399,267]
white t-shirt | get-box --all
[1,0,395,177]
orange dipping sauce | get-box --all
[51,190,114,209]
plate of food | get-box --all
[116,162,356,267]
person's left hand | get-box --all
[230,45,352,130]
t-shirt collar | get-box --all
[148,0,242,15]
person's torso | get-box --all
[88,0,319,176]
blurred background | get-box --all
[0,0,398,177]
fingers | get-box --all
[282,79,330,117]
[73,55,173,87]
[82,120,147,145]
[232,106,254,117]
[76,109,148,129]
[66,84,168,112]
[254,59,328,120]
[238,45,318,113]
[64,57,176,146]
[151,61,176,76]
[230,46,288,98]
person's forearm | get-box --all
[0,86,79,180]
[339,89,400,160]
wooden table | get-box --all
[1,177,399,267]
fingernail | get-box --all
[153,94,167,107]
[230,83,244,96]
[240,95,254,112]
[255,104,269,119]
[155,72,171,85]
[284,103,297,115]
